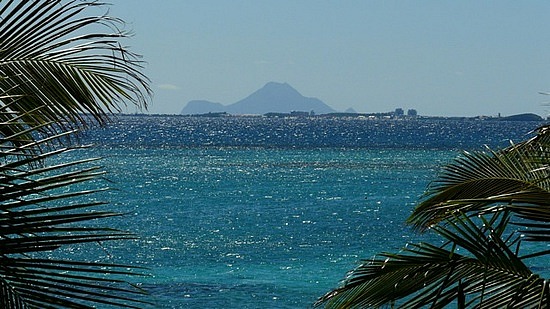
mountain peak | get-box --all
[244,82,301,101]
[263,81,291,89]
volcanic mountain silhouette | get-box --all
[180,82,336,115]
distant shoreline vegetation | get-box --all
[123,111,545,122]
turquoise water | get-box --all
[66,116,544,308]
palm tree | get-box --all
[0,1,151,308]
[316,125,550,308]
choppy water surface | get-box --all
[86,115,539,150]
[68,116,544,308]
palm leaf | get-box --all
[316,212,550,308]
[0,0,151,153]
[408,126,550,232]
[0,1,152,307]
[0,128,150,308]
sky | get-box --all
[108,1,550,117]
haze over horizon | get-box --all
[111,1,550,117]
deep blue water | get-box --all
[65,116,546,308]
[85,115,542,150]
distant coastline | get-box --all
[121,111,545,122]
[177,82,546,122]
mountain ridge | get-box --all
[180,82,336,115]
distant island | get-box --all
[177,81,544,122]
[181,82,336,115]
[178,111,543,122]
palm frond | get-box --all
[316,212,550,308]
[0,0,151,153]
[0,127,149,308]
[408,126,550,231]
[0,1,152,307]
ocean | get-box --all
[67,116,545,308]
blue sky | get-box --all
[111,1,550,117]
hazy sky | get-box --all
[110,1,550,117]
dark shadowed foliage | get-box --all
[0,1,151,308]
[316,125,550,308]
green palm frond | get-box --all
[0,0,151,153]
[316,212,550,308]
[0,127,149,308]
[319,125,550,308]
[0,1,153,307]
[408,125,550,231]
